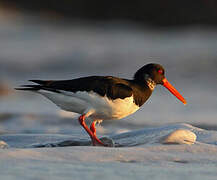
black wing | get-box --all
[16,76,133,100]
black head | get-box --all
[134,63,165,85]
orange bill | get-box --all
[162,78,187,105]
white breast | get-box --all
[37,90,140,120]
[104,95,140,120]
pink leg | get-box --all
[90,121,97,136]
[78,115,105,146]
[90,121,105,146]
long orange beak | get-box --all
[162,78,187,105]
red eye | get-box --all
[158,69,163,74]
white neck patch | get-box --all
[145,75,156,91]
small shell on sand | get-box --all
[0,141,9,149]
[162,129,197,145]
[100,137,115,147]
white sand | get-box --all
[0,124,217,180]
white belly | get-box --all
[37,90,140,120]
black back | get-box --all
[25,76,152,107]
[41,76,132,99]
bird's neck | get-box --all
[144,75,156,91]
[129,78,153,107]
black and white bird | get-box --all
[16,63,187,146]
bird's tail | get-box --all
[15,80,60,93]
[15,85,41,91]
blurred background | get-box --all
[0,0,217,135]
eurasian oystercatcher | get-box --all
[16,63,187,146]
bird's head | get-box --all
[134,63,187,105]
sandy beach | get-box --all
[1,123,217,180]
